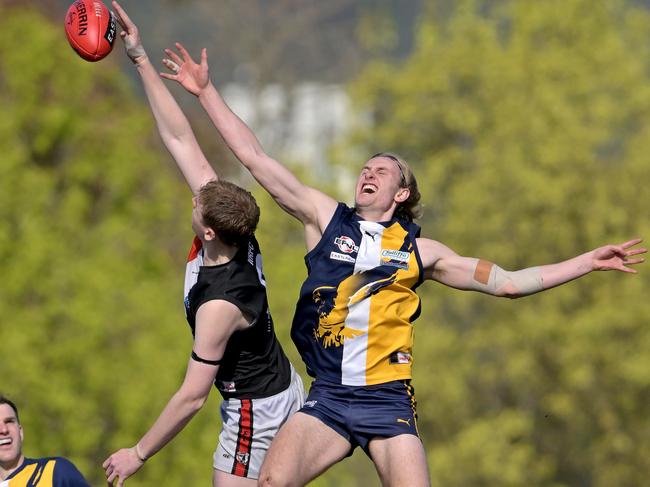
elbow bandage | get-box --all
[473,260,544,296]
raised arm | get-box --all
[103,300,247,486]
[112,1,215,195]
[418,237,646,298]
[159,44,338,235]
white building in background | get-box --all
[222,82,353,171]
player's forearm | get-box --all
[135,390,207,460]
[137,58,216,193]
[196,83,317,214]
[537,251,594,290]
[137,58,196,144]
[198,82,266,168]
[485,252,592,298]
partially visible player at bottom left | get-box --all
[0,395,90,487]
[102,2,304,486]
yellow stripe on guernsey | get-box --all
[8,460,55,486]
[340,220,420,385]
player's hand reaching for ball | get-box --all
[161,43,210,97]
[112,1,147,64]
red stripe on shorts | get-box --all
[232,399,253,477]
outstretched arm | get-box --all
[160,44,338,236]
[418,237,646,298]
[112,1,215,195]
[102,300,247,486]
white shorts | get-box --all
[213,366,305,479]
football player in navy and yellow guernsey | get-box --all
[0,396,90,487]
[166,41,646,487]
[102,4,303,487]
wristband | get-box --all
[134,443,148,462]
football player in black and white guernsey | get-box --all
[103,4,304,486]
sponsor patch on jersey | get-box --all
[381,249,410,262]
[381,249,410,269]
[330,251,356,263]
[304,400,318,408]
[334,235,359,254]
[389,351,412,364]
[218,381,237,392]
[382,260,409,270]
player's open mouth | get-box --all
[361,184,377,194]
[0,438,11,446]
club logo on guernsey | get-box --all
[313,271,398,348]
[235,452,250,466]
[218,381,236,392]
[334,236,359,254]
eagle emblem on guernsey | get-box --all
[312,271,398,348]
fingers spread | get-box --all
[176,42,192,62]
[163,59,180,74]
[164,48,183,66]
[626,247,647,257]
[621,238,643,248]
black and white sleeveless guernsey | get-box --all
[184,235,291,400]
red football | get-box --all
[64,0,116,62]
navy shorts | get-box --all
[298,378,420,456]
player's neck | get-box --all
[355,205,395,223]
[202,238,238,266]
[0,454,24,480]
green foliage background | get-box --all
[1,1,649,486]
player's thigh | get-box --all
[213,469,258,487]
[259,411,351,487]
[368,434,430,487]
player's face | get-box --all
[354,156,405,212]
[0,404,23,471]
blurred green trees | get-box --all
[2,0,650,486]
[0,5,220,485]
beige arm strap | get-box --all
[473,259,544,296]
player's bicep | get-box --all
[193,299,246,361]
[431,254,483,290]
[180,300,246,398]
[419,238,488,290]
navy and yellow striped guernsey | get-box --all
[292,203,424,386]
[3,457,89,487]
